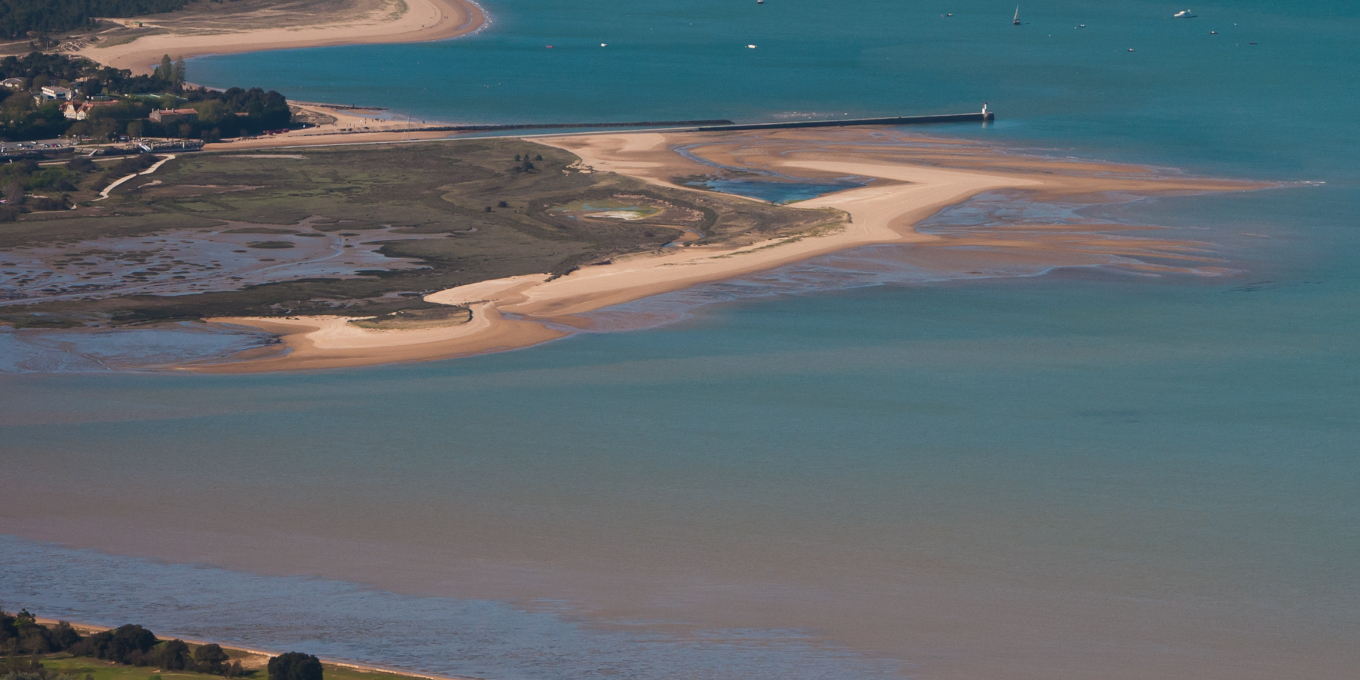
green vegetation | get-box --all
[0,139,845,327]
[0,1,190,39]
[0,52,290,142]
[350,306,473,330]
[265,655,319,680]
[1,609,436,680]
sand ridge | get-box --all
[81,0,486,74]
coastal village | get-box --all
[0,50,297,218]
[0,52,293,163]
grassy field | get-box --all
[36,652,443,680]
[0,139,843,327]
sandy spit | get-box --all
[197,133,1040,373]
[80,0,485,74]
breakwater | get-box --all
[414,119,736,133]
[380,113,992,138]
[695,113,994,132]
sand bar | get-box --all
[199,132,1075,373]
[199,127,1269,373]
[81,0,485,74]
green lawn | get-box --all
[38,655,251,680]
[36,653,438,680]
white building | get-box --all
[1,78,25,90]
[40,86,75,101]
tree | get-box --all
[172,57,186,85]
[155,54,173,81]
[48,622,82,650]
[267,653,322,680]
[193,643,230,673]
[79,624,158,664]
[2,180,24,206]
[157,639,191,670]
[3,90,34,122]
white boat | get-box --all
[1013,6,1021,25]
[1174,9,1196,18]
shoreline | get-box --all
[79,0,487,75]
[196,133,1045,373]
[34,618,475,680]
[194,128,1267,373]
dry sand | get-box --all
[200,128,1268,373]
[80,0,484,74]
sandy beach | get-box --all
[198,127,1266,373]
[34,618,473,680]
[80,0,485,74]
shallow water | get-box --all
[685,176,867,204]
[4,1,1359,679]
[0,323,274,373]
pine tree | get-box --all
[155,54,173,81]
[172,57,186,84]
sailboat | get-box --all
[1013,6,1021,25]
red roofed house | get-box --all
[62,100,120,121]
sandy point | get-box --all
[81,0,486,74]
[200,132,1048,373]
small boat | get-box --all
[747,44,757,49]
[1174,9,1196,18]
[757,0,763,4]
[1013,6,1021,25]
[1210,30,1217,34]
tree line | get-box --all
[0,1,191,40]
[0,52,291,142]
[1,607,322,680]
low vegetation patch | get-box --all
[0,139,845,327]
[350,305,472,330]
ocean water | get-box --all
[4,1,1360,679]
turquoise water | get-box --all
[4,1,1360,679]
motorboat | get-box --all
[1174,10,1196,18]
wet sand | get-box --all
[201,128,1269,373]
[81,0,485,74]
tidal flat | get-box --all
[0,139,841,329]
